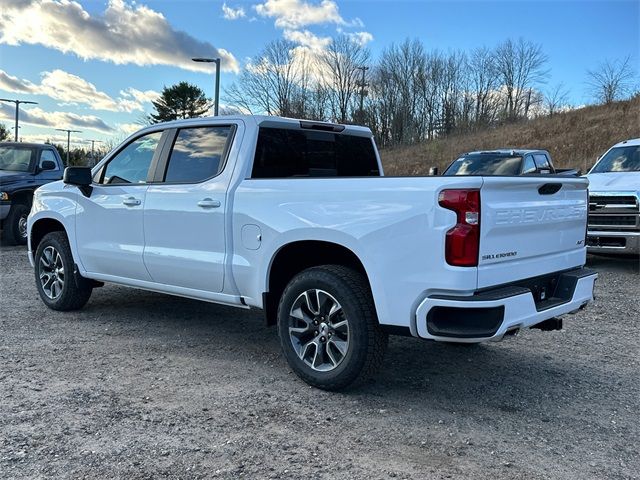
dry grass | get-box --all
[380,96,640,176]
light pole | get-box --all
[0,98,38,141]
[192,57,221,116]
[55,128,82,165]
[87,139,103,166]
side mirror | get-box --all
[40,160,56,171]
[428,166,439,176]
[63,167,93,197]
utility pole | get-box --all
[356,66,369,123]
[192,57,221,116]
[87,139,103,166]
[0,98,38,141]
[55,128,82,165]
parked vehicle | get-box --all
[0,142,64,245]
[586,138,640,255]
[27,116,597,390]
[443,149,578,176]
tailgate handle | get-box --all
[538,183,562,195]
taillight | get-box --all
[438,189,480,267]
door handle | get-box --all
[122,197,141,206]
[197,198,221,209]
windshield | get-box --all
[0,146,35,172]
[591,145,640,173]
[443,154,522,176]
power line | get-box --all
[356,66,369,124]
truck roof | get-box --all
[610,138,640,148]
[136,115,373,137]
[463,149,549,156]
[0,142,56,149]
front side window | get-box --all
[164,126,232,183]
[591,146,640,173]
[102,131,162,185]
[522,155,536,174]
[39,150,59,170]
[252,127,380,178]
[0,146,34,172]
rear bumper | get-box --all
[415,268,597,342]
[587,230,639,255]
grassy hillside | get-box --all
[380,97,640,176]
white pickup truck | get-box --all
[586,138,640,255]
[28,116,597,390]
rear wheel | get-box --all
[34,231,93,311]
[277,265,388,390]
[2,203,29,245]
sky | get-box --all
[0,0,638,148]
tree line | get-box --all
[222,36,636,148]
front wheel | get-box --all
[34,231,93,311]
[2,203,30,245]
[277,265,388,390]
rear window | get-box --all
[443,154,522,176]
[251,127,380,178]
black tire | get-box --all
[277,265,388,391]
[34,231,93,311]
[2,203,30,245]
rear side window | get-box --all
[251,127,379,178]
[164,126,232,183]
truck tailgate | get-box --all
[478,176,588,289]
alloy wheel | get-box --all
[39,246,65,300]
[288,289,350,372]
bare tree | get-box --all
[319,35,370,123]
[544,82,570,117]
[467,47,500,127]
[495,38,549,120]
[586,56,636,104]
[224,39,307,117]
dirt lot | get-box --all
[0,246,638,480]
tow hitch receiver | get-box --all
[530,317,563,331]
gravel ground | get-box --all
[1,246,638,480]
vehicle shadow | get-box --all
[77,285,619,419]
[587,253,639,274]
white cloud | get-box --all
[222,2,246,20]
[255,0,346,29]
[283,29,331,52]
[0,102,113,133]
[117,122,143,136]
[0,69,159,113]
[346,31,373,47]
[39,70,120,111]
[18,133,84,145]
[0,0,239,73]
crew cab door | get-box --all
[75,130,166,281]
[142,124,237,292]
